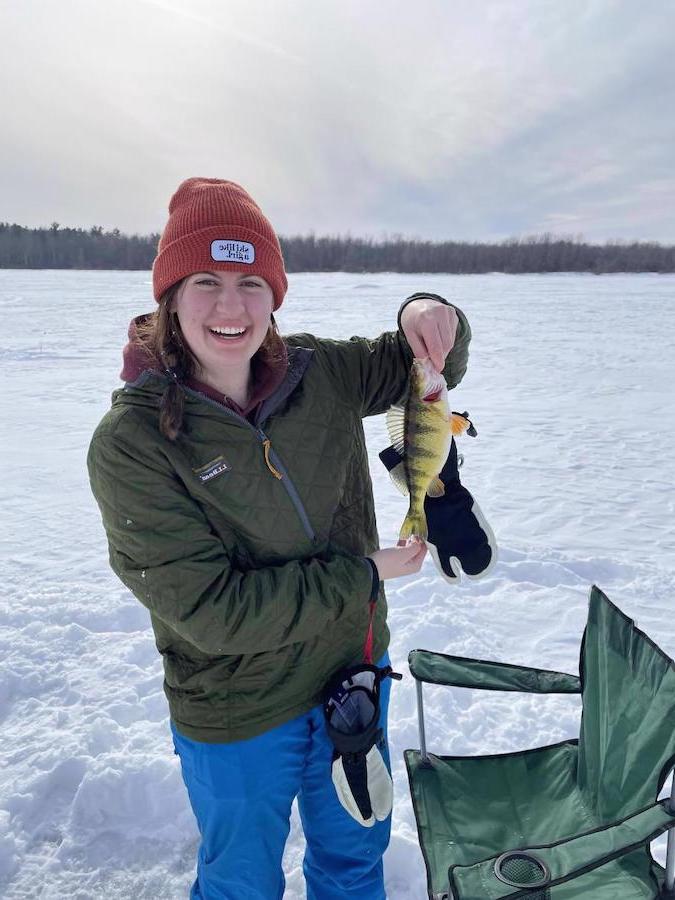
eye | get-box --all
[241,279,264,288]
[196,278,218,286]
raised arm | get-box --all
[398,292,470,387]
[286,292,471,417]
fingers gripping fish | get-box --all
[385,358,471,544]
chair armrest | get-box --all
[408,649,581,693]
[448,800,675,899]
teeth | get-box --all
[210,326,246,335]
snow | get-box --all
[1,270,674,898]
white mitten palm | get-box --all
[331,744,393,827]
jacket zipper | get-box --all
[182,387,317,544]
[255,427,317,544]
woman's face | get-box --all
[173,270,274,379]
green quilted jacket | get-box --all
[87,293,471,742]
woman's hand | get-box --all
[367,540,427,581]
[400,298,458,373]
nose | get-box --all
[214,283,246,315]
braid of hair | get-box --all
[136,281,197,441]
[158,361,185,441]
[158,306,190,442]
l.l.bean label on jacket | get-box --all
[193,455,231,483]
[210,240,255,264]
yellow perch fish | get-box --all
[386,358,470,543]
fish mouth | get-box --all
[418,360,446,403]
[422,388,443,402]
[413,359,446,401]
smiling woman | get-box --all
[86,176,471,900]
[171,270,276,407]
[130,179,291,440]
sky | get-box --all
[1,0,674,243]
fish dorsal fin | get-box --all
[388,461,410,496]
[450,412,470,436]
[426,476,445,498]
[385,405,406,456]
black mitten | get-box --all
[379,421,497,583]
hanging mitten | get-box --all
[379,414,497,583]
[323,663,401,827]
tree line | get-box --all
[1,221,673,273]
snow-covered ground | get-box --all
[1,270,674,898]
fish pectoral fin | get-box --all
[450,412,470,436]
[388,461,409,496]
[426,476,445,498]
[385,405,407,456]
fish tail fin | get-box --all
[399,510,428,543]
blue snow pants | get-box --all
[170,653,392,900]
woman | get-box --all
[87,177,471,899]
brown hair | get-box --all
[135,279,284,441]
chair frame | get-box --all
[414,667,675,899]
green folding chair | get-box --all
[406,585,675,899]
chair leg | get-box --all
[661,773,675,898]
[416,679,428,762]
[666,829,675,896]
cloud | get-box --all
[0,0,673,241]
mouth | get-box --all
[414,358,445,401]
[422,388,443,402]
[207,326,249,343]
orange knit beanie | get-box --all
[152,177,288,309]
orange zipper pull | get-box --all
[262,438,283,479]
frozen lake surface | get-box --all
[1,270,674,898]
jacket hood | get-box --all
[120,314,158,383]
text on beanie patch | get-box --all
[211,240,256,264]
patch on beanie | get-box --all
[211,240,255,264]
